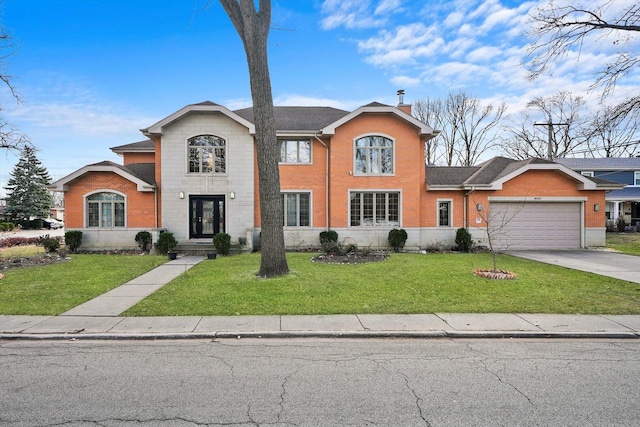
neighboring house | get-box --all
[555,158,640,227]
[48,99,621,251]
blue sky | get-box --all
[1,0,638,195]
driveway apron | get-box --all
[509,250,640,284]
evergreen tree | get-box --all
[4,146,52,223]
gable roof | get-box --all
[555,157,640,170]
[110,139,155,154]
[321,102,437,138]
[234,106,349,133]
[48,162,156,192]
[142,101,255,136]
[426,157,623,191]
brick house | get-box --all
[49,99,621,251]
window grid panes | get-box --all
[188,135,226,174]
[438,201,451,227]
[355,136,393,175]
[283,193,310,227]
[280,140,311,163]
[87,193,125,228]
[350,192,399,227]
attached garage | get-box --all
[489,202,582,250]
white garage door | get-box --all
[489,202,582,250]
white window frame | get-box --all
[353,134,395,176]
[581,171,594,177]
[437,199,453,227]
[84,190,127,228]
[634,171,640,186]
[279,139,312,164]
[187,134,227,175]
[349,190,401,227]
[282,191,312,227]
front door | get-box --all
[190,195,225,238]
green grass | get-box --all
[124,252,640,316]
[0,254,167,315]
[606,232,640,255]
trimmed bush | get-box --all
[156,232,177,255]
[319,230,338,244]
[38,234,61,253]
[0,222,15,231]
[388,228,408,252]
[213,232,231,256]
[135,230,153,252]
[455,227,473,252]
[616,217,627,232]
[64,230,83,253]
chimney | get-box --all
[397,89,411,115]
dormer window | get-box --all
[354,135,394,175]
[188,135,226,174]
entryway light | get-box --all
[476,203,483,211]
[230,191,235,199]
[594,204,600,211]
[179,191,184,199]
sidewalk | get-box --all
[2,255,640,340]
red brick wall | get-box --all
[123,152,155,165]
[64,172,156,228]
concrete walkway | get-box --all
[2,251,640,340]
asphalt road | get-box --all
[2,338,640,426]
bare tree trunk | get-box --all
[220,0,289,277]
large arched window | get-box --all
[188,135,226,174]
[87,192,125,228]
[354,135,394,175]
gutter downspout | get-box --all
[314,133,330,230]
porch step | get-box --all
[174,242,247,255]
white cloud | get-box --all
[466,46,503,63]
[320,0,387,30]
[374,0,404,15]
[390,75,421,87]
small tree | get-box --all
[388,228,408,253]
[4,146,52,224]
[64,230,83,253]
[213,232,231,256]
[156,232,177,255]
[455,227,473,253]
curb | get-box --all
[2,330,638,341]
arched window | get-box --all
[188,135,226,174]
[354,135,394,175]
[87,192,125,228]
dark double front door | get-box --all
[190,195,225,238]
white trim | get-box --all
[48,164,155,192]
[322,104,435,136]
[185,133,229,176]
[348,189,403,228]
[142,103,255,136]
[469,163,598,191]
[488,196,588,202]
[353,133,396,177]
[633,171,640,186]
[581,171,594,177]
[436,198,453,227]
[83,190,127,229]
[278,138,313,165]
[281,190,313,228]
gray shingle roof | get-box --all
[110,139,154,153]
[233,106,350,131]
[555,157,640,170]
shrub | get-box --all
[213,232,231,256]
[388,228,408,252]
[321,240,358,256]
[64,230,83,253]
[238,236,247,246]
[616,217,627,232]
[135,231,153,252]
[455,227,473,252]
[156,232,178,255]
[0,222,15,231]
[37,234,61,253]
[28,219,44,230]
[319,230,338,244]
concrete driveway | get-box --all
[510,250,640,284]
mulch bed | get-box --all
[473,268,516,280]
[311,252,389,264]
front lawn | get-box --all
[607,232,640,255]
[124,252,640,316]
[0,254,167,315]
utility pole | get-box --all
[534,121,568,160]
